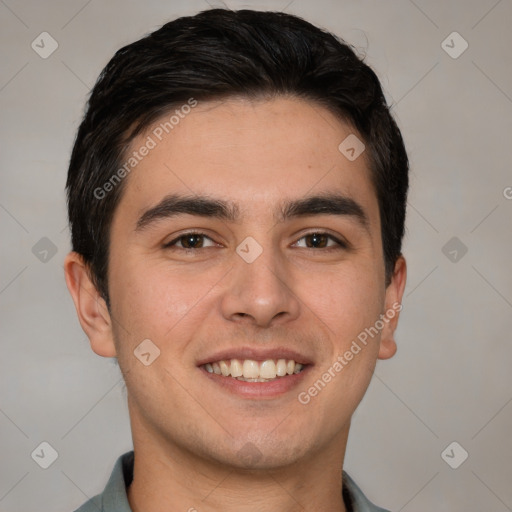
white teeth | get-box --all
[242,359,260,379]
[230,359,243,378]
[220,360,230,377]
[203,358,306,380]
[276,359,287,377]
[260,360,277,379]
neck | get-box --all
[127,419,349,512]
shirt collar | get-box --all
[81,451,389,512]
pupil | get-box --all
[308,233,326,248]
[184,234,202,248]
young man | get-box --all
[64,8,408,512]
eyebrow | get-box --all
[135,192,369,232]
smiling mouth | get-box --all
[201,358,305,382]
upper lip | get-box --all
[196,347,314,367]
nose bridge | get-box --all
[220,232,300,326]
[238,236,283,291]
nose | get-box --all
[220,241,301,328]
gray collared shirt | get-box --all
[74,451,390,512]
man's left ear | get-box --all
[378,255,407,360]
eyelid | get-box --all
[163,229,349,250]
[293,230,349,249]
[162,231,216,250]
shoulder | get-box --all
[343,471,391,512]
[73,494,102,512]
[71,451,135,512]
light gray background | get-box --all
[1,0,511,511]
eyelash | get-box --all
[163,231,348,251]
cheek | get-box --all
[109,260,220,345]
[308,265,384,342]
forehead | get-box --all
[115,96,377,224]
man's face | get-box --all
[98,97,403,469]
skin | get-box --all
[65,96,406,512]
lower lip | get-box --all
[199,366,311,399]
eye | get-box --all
[163,232,217,250]
[163,231,348,251]
[294,231,348,250]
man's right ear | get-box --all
[64,251,117,357]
